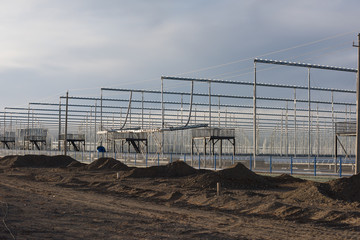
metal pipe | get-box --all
[254,58,357,73]
[308,68,311,158]
[253,62,257,167]
[161,77,164,154]
[141,91,144,129]
[184,81,194,128]
[64,91,69,156]
[355,33,360,174]
[286,101,289,156]
[160,75,356,93]
[58,98,61,151]
[100,89,103,131]
[294,88,297,156]
[209,82,211,127]
[94,101,97,149]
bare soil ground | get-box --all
[0,155,360,239]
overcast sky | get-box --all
[0,0,359,111]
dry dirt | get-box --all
[0,155,360,239]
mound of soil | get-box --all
[283,173,360,203]
[123,161,197,178]
[268,174,306,184]
[87,158,129,171]
[185,163,273,189]
[282,181,334,205]
[66,161,86,168]
[326,174,360,202]
[0,155,79,168]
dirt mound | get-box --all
[87,158,129,171]
[282,181,334,205]
[268,174,306,184]
[66,161,86,168]
[185,163,273,189]
[325,174,360,202]
[283,173,360,203]
[123,161,197,178]
[0,155,79,168]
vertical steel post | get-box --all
[332,91,337,172]
[317,104,320,156]
[308,68,311,160]
[218,97,220,127]
[141,91,144,129]
[94,101,97,149]
[10,113,12,134]
[27,104,30,143]
[355,33,360,175]
[191,138,193,167]
[281,110,283,156]
[3,111,5,139]
[26,107,30,150]
[249,154,252,171]
[253,62,257,168]
[339,156,342,177]
[225,107,228,128]
[286,101,288,156]
[85,114,88,152]
[161,77,164,155]
[209,81,212,127]
[58,98,62,151]
[195,108,197,124]
[181,94,183,124]
[294,88,297,157]
[198,153,201,169]
[100,89,103,131]
[214,153,216,170]
[64,91,69,156]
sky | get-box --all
[0,0,359,112]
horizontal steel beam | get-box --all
[161,76,356,93]
[254,58,357,73]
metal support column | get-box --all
[161,77,165,154]
[218,97,220,127]
[94,101,97,149]
[355,33,360,175]
[294,88,297,156]
[64,91,69,156]
[317,104,320,156]
[100,89,103,131]
[58,98,62,151]
[209,82,212,127]
[286,101,288,156]
[253,62,257,168]
[332,91,337,172]
[308,68,311,159]
[281,110,283,156]
[141,91,144,129]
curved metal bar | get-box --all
[184,81,194,128]
[119,91,133,130]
